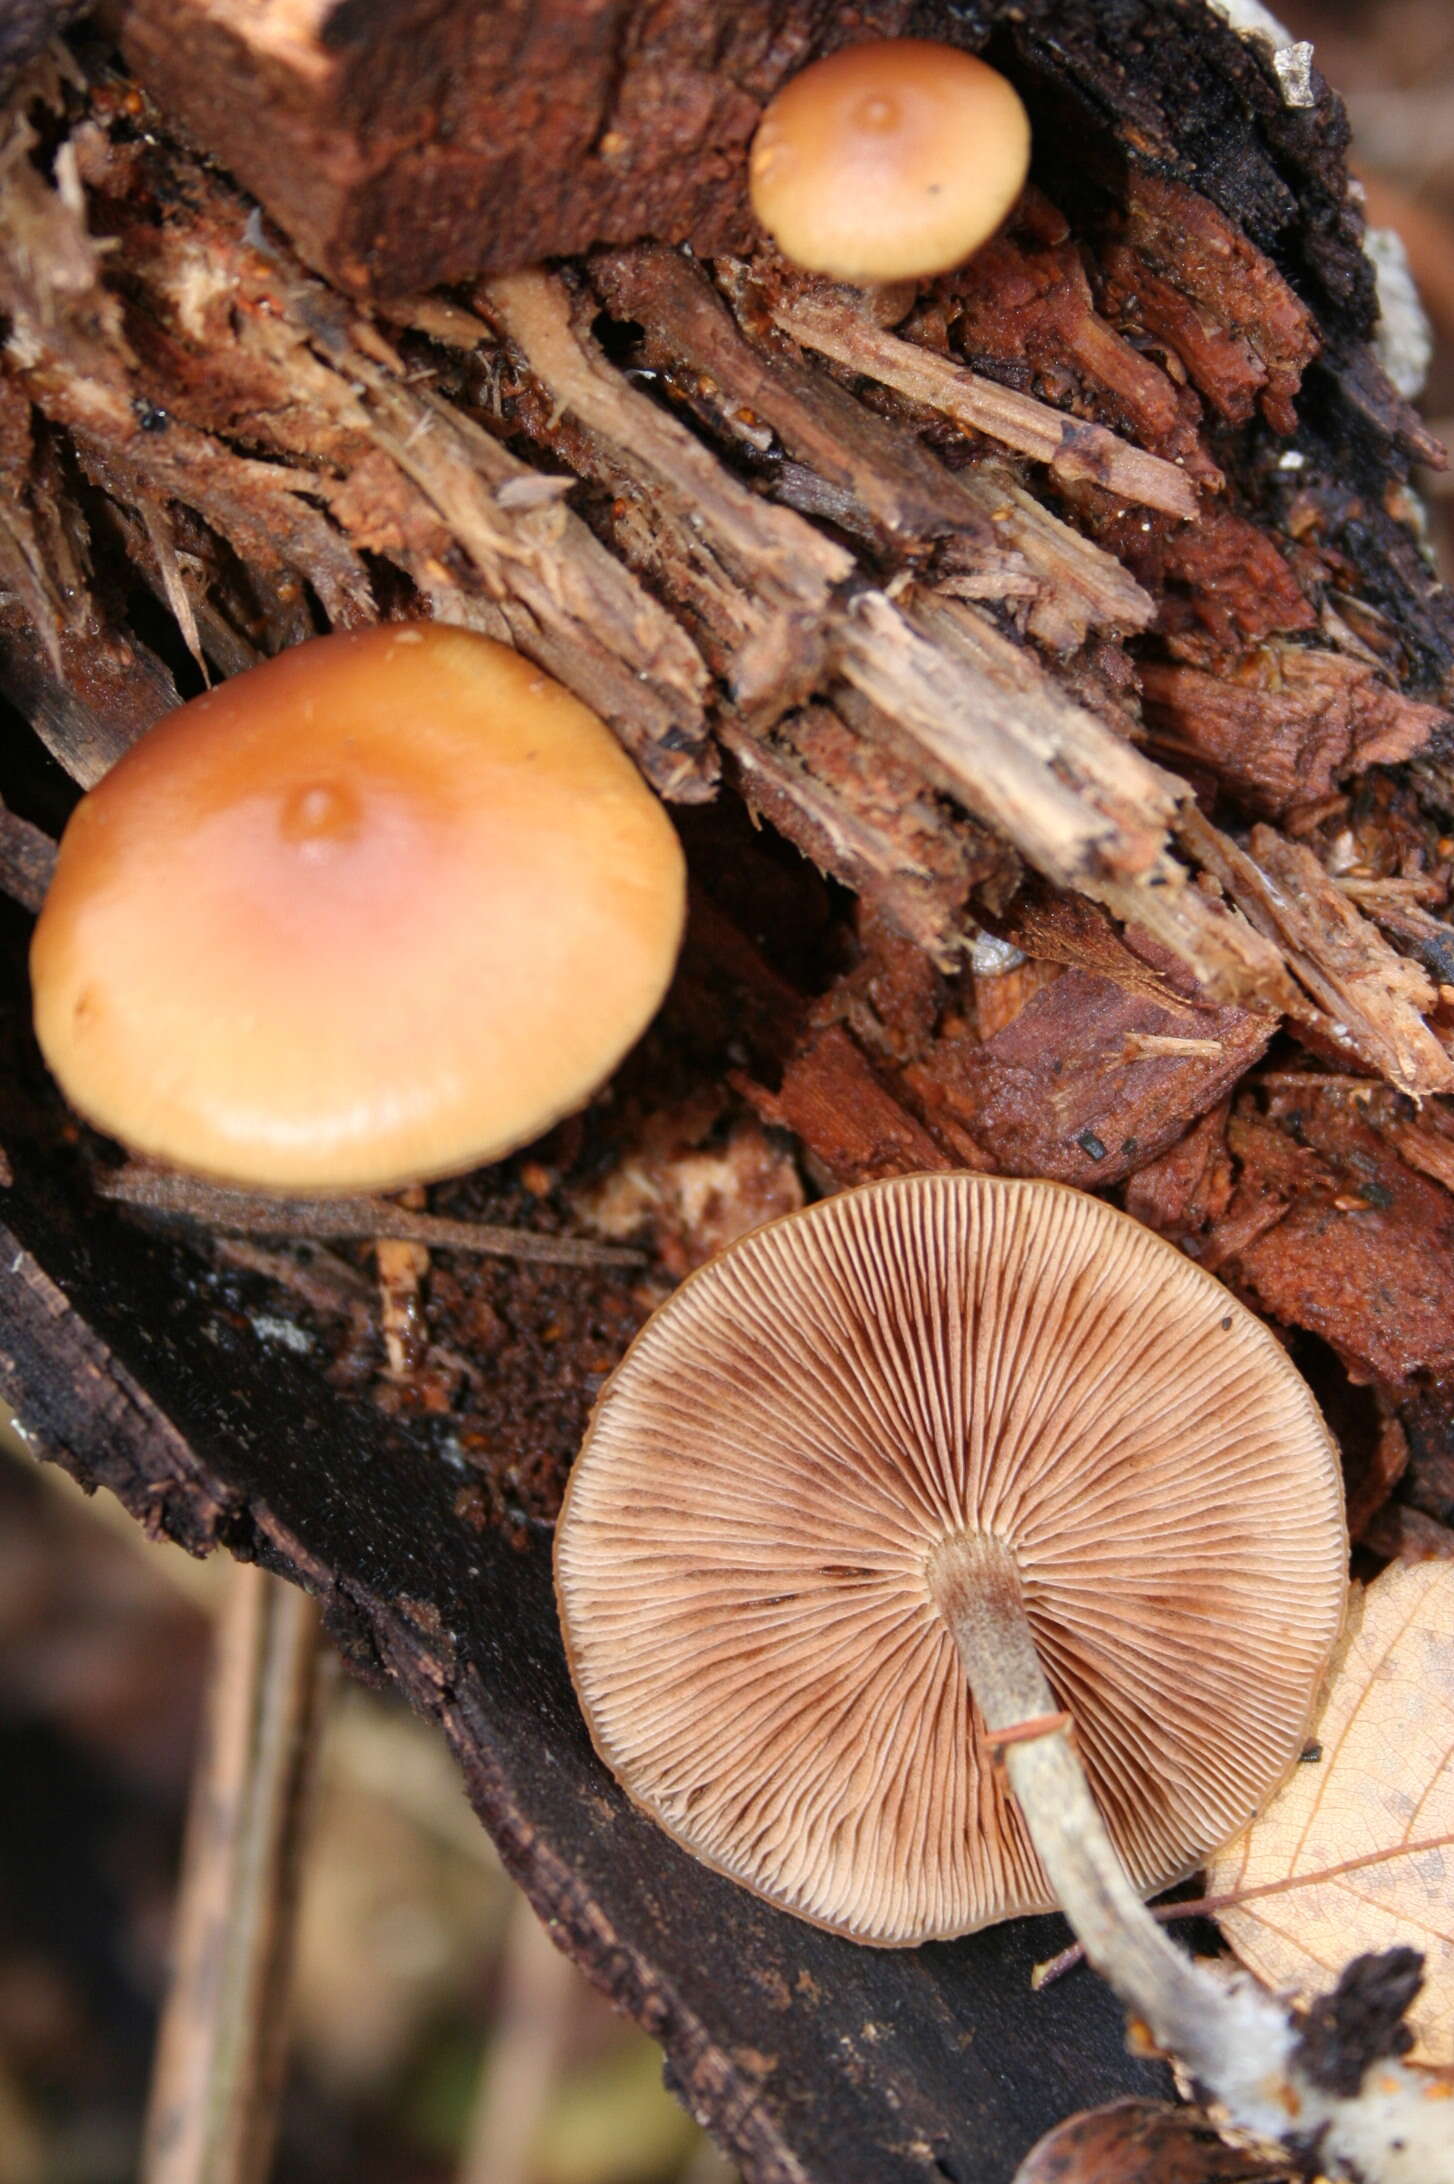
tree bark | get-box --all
[2,4,1453,2177]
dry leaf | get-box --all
[1208,1560,1454,2063]
[1012,2099,1294,2183]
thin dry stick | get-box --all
[99,1166,647,1270]
[457,1892,579,2184]
[1032,1829,1454,1990]
[141,1564,329,2184]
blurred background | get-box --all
[0,1416,732,2184]
[3,3,1452,2181]
[1284,0,1454,577]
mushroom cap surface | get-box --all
[31,625,685,1194]
[749,40,1031,284]
[555,1173,1346,1945]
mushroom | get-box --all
[30,624,686,1195]
[748,40,1031,285]
[555,1172,1345,1946]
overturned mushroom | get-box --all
[560,1182,1454,2179]
[30,624,686,1195]
[556,1172,1345,1944]
[748,40,1031,284]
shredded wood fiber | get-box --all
[1,33,1454,1532]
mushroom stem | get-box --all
[927,1536,1449,2184]
[928,1535,1196,2018]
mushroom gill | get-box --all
[555,1172,1346,1945]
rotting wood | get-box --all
[0,103,717,802]
[831,593,1299,1010]
[0,612,180,785]
[945,472,1154,652]
[1111,170,1321,437]
[591,243,1005,563]
[111,0,916,296]
[0,798,56,913]
[1180,810,1454,1098]
[717,701,1014,967]
[742,1021,963,1188]
[905,190,1218,486]
[899,970,1272,1188]
[755,271,1201,519]
[2,55,1448,1045]
[1141,650,1447,818]
[834,590,1174,884]
[705,252,1157,648]
[485,264,853,719]
[5,7,1454,2175]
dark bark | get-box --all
[0,993,1168,2183]
[3,1,1454,2175]
[0,0,83,91]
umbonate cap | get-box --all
[31,624,686,1195]
[749,41,1031,285]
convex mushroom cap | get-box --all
[31,625,685,1195]
[555,1173,1346,1945]
[749,40,1031,284]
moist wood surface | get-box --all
[0,938,1169,2182]
[3,1,1454,2176]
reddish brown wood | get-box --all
[113,0,913,295]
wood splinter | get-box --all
[1121,1032,1225,1061]
[759,279,1203,520]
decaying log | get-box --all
[4,3,1454,2177]
[0,1162,1170,2184]
[756,271,1201,518]
[1141,650,1446,818]
[1180,810,1454,1097]
[110,0,914,296]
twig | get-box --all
[1032,1829,1454,1990]
[98,1167,648,1269]
[141,1564,329,2184]
[1336,877,1444,901]
[457,1892,579,2184]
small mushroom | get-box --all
[748,40,1031,285]
[555,1173,1345,1945]
[31,625,685,1195]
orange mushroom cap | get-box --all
[30,625,685,1195]
[556,1174,1346,1946]
[749,40,1031,285]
